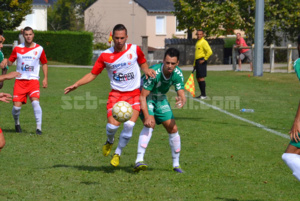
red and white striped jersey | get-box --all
[9,43,47,80]
[91,43,146,92]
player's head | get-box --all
[163,48,180,75]
[196,30,204,40]
[113,24,127,36]
[236,32,241,39]
[112,24,128,52]
[23,26,34,44]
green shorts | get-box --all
[140,95,174,125]
[289,133,300,148]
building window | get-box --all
[156,16,166,35]
[175,18,185,34]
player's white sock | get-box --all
[169,132,181,168]
[12,106,22,125]
[32,101,42,130]
[282,153,300,181]
[115,120,135,156]
[106,123,119,144]
[135,126,153,163]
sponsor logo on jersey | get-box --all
[21,64,35,72]
[22,56,32,59]
[33,51,38,56]
[113,71,134,81]
[127,54,132,60]
[112,62,127,69]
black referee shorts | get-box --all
[195,58,207,78]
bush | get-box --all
[1,30,93,65]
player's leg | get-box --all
[134,120,155,172]
[110,90,140,167]
[103,116,120,157]
[29,80,42,134]
[0,128,5,152]
[12,101,22,133]
[12,80,26,133]
[282,143,300,181]
[30,98,42,134]
[111,109,139,167]
[162,119,183,173]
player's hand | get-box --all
[5,71,21,80]
[199,59,205,64]
[144,116,155,128]
[64,84,78,94]
[144,68,156,79]
[175,96,183,109]
[0,92,12,103]
[43,78,48,88]
[289,120,300,143]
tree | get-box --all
[173,0,300,43]
[48,0,97,31]
[0,0,33,30]
[173,0,243,39]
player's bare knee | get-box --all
[0,139,5,150]
[167,125,178,134]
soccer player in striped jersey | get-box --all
[282,34,300,181]
[64,24,156,167]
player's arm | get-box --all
[175,89,186,109]
[64,73,97,94]
[42,63,48,88]
[140,62,156,79]
[140,88,155,128]
[0,71,21,82]
[289,101,300,142]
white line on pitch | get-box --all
[171,90,289,139]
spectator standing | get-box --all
[234,33,253,71]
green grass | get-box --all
[0,66,299,200]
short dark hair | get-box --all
[164,48,180,61]
[23,26,34,33]
[113,24,127,35]
[0,28,3,36]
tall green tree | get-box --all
[173,0,300,43]
[0,0,33,30]
[48,0,97,31]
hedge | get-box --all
[1,30,93,65]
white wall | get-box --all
[16,6,48,31]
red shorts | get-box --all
[0,128,2,133]
[107,89,141,117]
[13,79,40,104]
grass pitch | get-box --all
[0,66,299,200]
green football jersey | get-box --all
[0,50,4,63]
[294,58,300,80]
[142,63,184,95]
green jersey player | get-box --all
[282,34,300,181]
[134,48,186,173]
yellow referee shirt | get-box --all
[193,38,213,66]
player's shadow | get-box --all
[1,128,22,133]
[52,164,145,174]
[215,197,263,201]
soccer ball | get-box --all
[112,101,133,122]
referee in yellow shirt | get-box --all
[193,30,213,99]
